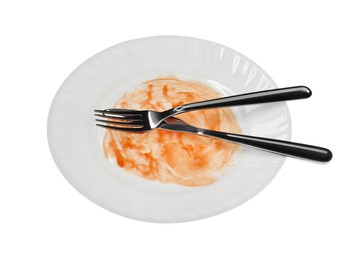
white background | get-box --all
[1,1,349,259]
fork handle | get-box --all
[201,129,332,162]
[172,86,311,114]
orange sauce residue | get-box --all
[102,77,241,187]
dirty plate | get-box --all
[48,36,291,222]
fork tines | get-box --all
[94,109,144,131]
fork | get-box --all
[95,86,311,132]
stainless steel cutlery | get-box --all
[95,86,332,162]
[95,86,310,132]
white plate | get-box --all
[48,36,291,222]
